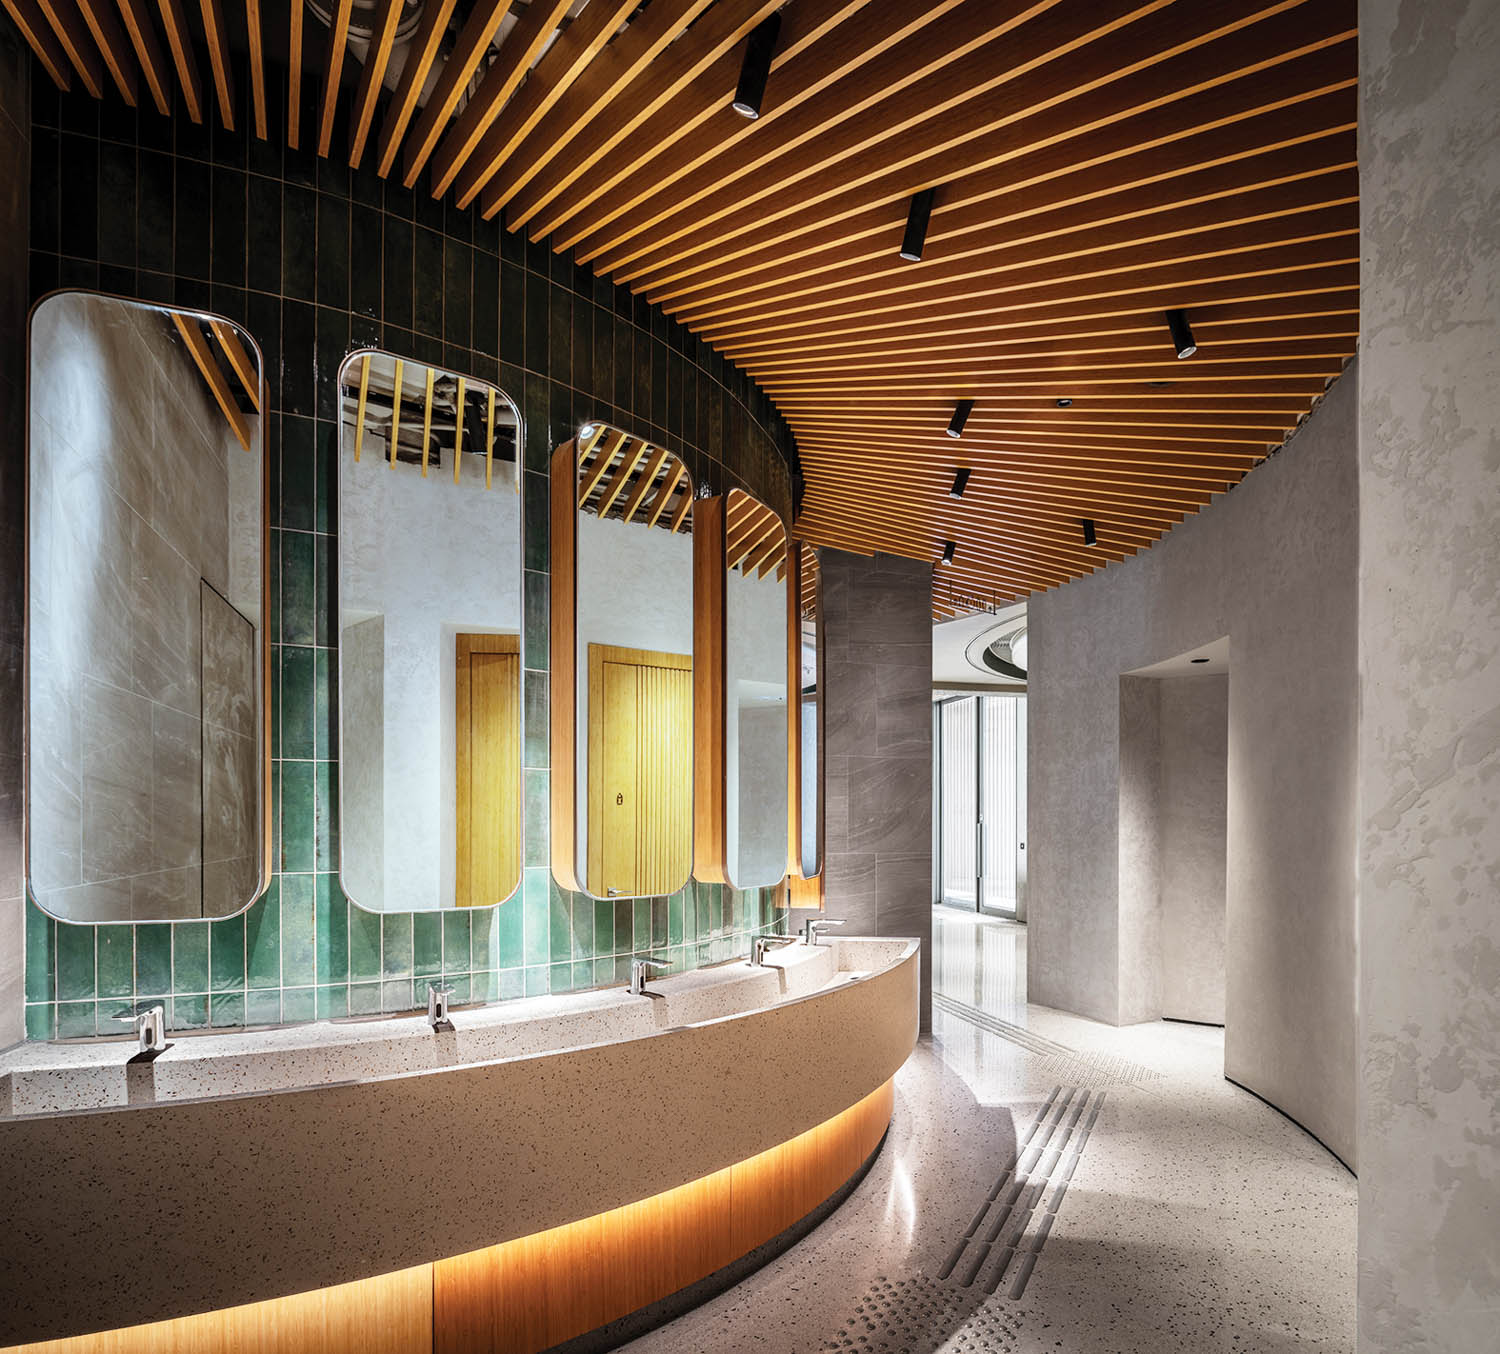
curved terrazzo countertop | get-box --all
[0,935,919,1345]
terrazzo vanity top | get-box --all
[0,936,914,1118]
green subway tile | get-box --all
[499,968,525,1000]
[316,419,337,533]
[281,529,315,644]
[246,989,282,1025]
[210,992,246,1027]
[279,760,316,872]
[470,970,496,1003]
[24,903,53,1002]
[172,923,209,992]
[524,769,548,866]
[497,893,523,968]
[25,1003,55,1040]
[282,986,317,1023]
[668,892,684,946]
[349,904,381,982]
[267,529,281,643]
[523,868,549,966]
[470,908,498,972]
[381,978,414,1011]
[614,899,632,956]
[683,885,697,942]
[695,885,711,938]
[442,910,471,974]
[55,922,96,1001]
[315,761,338,872]
[524,965,550,997]
[245,884,281,989]
[594,956,614,987]
[414,912,443,977]
[523,677,547,768]
[571,961,594,991]
[446,975,471,1006]
[316,984,349,1019]
[316,874,348,984]
[280,415,315,531]
[210,914,246,991]
[170,993,209,1030]
[549,879,571,963]
[56,1000,97,1039]
[315,531,335,647]
[549,962,572,994]
[613,954,634,986]
[523,471,548,572]
[135,923,172,995]
[381,913,413,977]
[314,648,334,760]
[571,895,594,958]
[280,646,316,759]
[348,982,381,1015]
[594,898,613,955]
[280,874,317,986]
[632,899,651,952]
[96,925,133,1000]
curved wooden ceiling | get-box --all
[6,0,1358,615]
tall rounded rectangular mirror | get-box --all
[27,292,269,922]
[551,425,695,900]
[336,351,523,912]
[792,542,823,881]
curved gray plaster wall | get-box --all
[1358,0,1500,1345]
[1027,363,1358,1167]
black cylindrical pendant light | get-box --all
[1081,519,1097,546]
[941,540,957,564]
[732,15,781,119]
[950,467,970,498]
[946,399,973,438]
[900,187,937,261]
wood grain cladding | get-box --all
[691,494,728,884]
[430,1079,894,1354]
[10,0,1359,613]
[2,1080,892,1354]
[548,439,583,893]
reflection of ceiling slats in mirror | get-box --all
[576,424,692,533]
[726,492,787,581]
[168,311,262,450]
[339,350,519,485]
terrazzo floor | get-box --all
[617,909,1356,1353]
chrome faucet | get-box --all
[803,917,846,946]
[112,1004,169,1057]
[750,935,798,967]
[630,958,669,995]
[427,982,455,1033]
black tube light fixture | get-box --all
[950,467,970,498]
[1081,519,1097,546]
[941,540,957,564]
[900,187,937,261]
[1165,308,1197,359]
[732,14,781,119]
[946,399,973,438]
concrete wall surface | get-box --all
[1358,0,1500,1346]
[1029,364,1358,1167]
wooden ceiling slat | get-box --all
[3,0,74,90]
[348,0,404,167]
[645,465,686,529]
[538,0,913,247]
[286,0,302,145]
[448,0,642,208]
[595,439,650,516]
[74,0,138,104]
[475,0,717,220]
[503,0,785,231]
[317,0,355,157]
[374,0,460,178]
[578,429,626,503]
[34,0,107,97]
[196,0,234,129]
[112,0,169,112]
[619,446,673,523]
[633,49,1362,302]
[210,320,260,411]
[706,229,1358,347]
[597,2,1354,286]
[719,266,1360,361]
[420,0,577,195]
[400,0,519,188]
[245,0,266,137]
[793,432,1265,471]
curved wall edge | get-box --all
[1027,362,1358,1169]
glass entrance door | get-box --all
[936,695,1027,918]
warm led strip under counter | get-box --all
[6,1080,894,1354]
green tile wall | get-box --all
[19,65,794,1039]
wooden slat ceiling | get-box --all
[726,488,788,579]
[7,0,1358,615]
[576,424,693,531]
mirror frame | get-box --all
[692,489,793,890]
[23,290,273,923]
[550,423,697,898]
[786,541,825,907]
[333,347,525,915]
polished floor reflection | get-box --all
[622,909,1356,1353]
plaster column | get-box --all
[1358,0,1500,1345]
